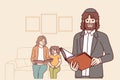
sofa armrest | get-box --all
[5,60,16,80]
[7,60,16,64]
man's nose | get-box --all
[88,20,92,23]
[87,15,92,23]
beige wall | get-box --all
[0,0,120,80]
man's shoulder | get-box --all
[97,31,108,38]
[74,31,83,39]
[73,30,109,39]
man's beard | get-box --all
[85,23,95,30]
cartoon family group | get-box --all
[30,8,114,79]
[31,35,61,79]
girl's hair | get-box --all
[50,46,60,55]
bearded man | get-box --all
[70,8,114,78]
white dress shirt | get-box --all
[38,47,44,61]
[82,30,95,76]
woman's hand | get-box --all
[50,65,55,68]
[43,60,48,64]
[32,61,37,65]
[70,61,79,71]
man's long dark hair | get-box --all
[80,8,100,31]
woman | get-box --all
[31,35,49,79]
[48,46,62,79]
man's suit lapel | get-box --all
[80,31,84,52]
[91,31,98,56]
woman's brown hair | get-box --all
[80,8,100,30]
[50,46,60,55]
[35,35,47,46]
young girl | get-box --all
[48,46,62,79]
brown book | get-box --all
[60,47,92,70]
[33,58,53,65]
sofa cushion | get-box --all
[15,58,32,68]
